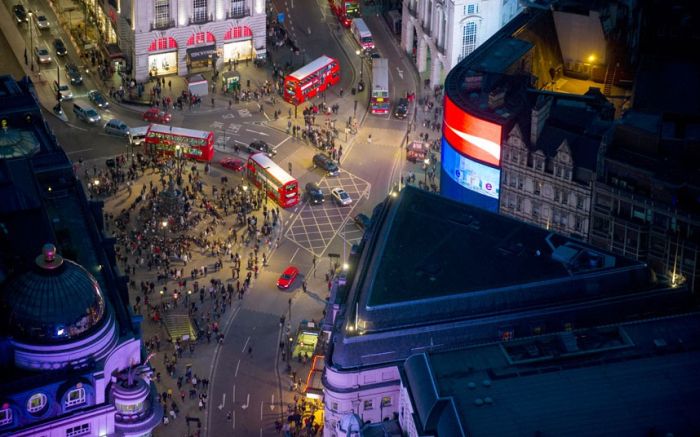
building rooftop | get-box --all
[327,187,690,370]
[404,312,700,437]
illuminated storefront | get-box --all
[440,95,503,211]
[186,32,217,72]
[223,27,255,62]
[148,37,178,76]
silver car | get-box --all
[34,46,52,64]
[331,187,352,206]
[52,81,73,100]
[104,119,130,137]
[34,14,50,30]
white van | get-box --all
[129,125,150,146]
[351,19,374,51]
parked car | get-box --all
[305,182,324,205]
[34,13,50,29]
[104,119,130,136]
[143,107,172,123]
[393,98,409,119]
[34,46,52,64]
[312,153,339,176]
[331,187,352,206]
[247,140,276,157]
[12,5,28,23]
[52,81,73,101]
[73,103,101,124]
[88,90,109,109]
[277,266,299,289]
[65,63,83,85]
[53,38,67,56]
[353,213,371,230]
[220,157,245,172]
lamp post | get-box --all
[28,12,34,72]
[161,219,168,240]
[355,49,364,82]
[423,158,430,187]
[175,144,183,184]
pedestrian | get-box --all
[302,280,307,293]
[227,411,232,421]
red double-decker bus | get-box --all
[283,56,340,105]
[144,124,215,162]
[246,153,300,208]
[329,0,360,27]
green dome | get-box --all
[0,244,106,343]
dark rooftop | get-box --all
[404,313,700,437]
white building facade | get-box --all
[401,0,522,88]
[101,0,266,82]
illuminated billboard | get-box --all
[441,138,500,199]
[442,95,503,167]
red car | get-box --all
[277,266,299,289]
[143,107,172,123]
[220,157,245,172]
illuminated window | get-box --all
[0,407,12,426]
[65,387,86,408]
[27,393,47,414]
[364,399,373,410]
[66,423,90,437]
[460,21,477,60]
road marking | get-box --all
[218,393,226,410]
[245,129,269,136]
[396,67,404,79]
[241,393,250,409]
[222,113,236,119]
[233,139,248,146]
[66,148,93,155]
[233,384,236,404]
[275,136,291,149]
[260,400,264,420]
[232,409,236,430]
[235,359,241,377]
[270,394,275,410]
[242,336,250,353]
[289,247,300,263]
[66,123,88,131]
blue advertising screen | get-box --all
[440,138,500,211]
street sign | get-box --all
[277,12,285,23]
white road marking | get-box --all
[245,129,269,136]
[260,400,264,420]
[66,148,93,155]
[289,247,300,263]
[396,67,404,79]
[222,113,236,119]
[241,393,250,409]
[66,123,88,131]
[232,409,236,430]
[218,393,226,410]
[233,384,236,403]
[275,136,291,149]
[270,394,275,410]
[235,359,241,377]
[242,336,250,353]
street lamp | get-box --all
[423,158,430,187]
[355,49,364,83]
[175,144,182,184]
[27,12,34,72]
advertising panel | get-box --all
[441,138,500,199]
[442,95,502,167]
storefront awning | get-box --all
[186,45,216,62]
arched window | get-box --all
[27,393,47,414]
[65,387,86,408]
[187,32,215,46]
[148,37,178,52]
[224,26,253,40]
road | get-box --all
[2,0,418,434]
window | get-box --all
[517,176,523,190]
[65,387,86,408]
[381,397,392,407]
[555,166,561,177]
[535,158,544,171]
[575,215,583,232]
[331,402,338,412]
[0,407,11,426]
[516,196,522,212]
[364,399,373,410]
[230,0,246,16]
[534,181,541,196]
[460,21,478,60]
[464,3,478,15]
[193,0,207,22]
[576,195,584,209]
[27,393,47,414]
[154,0,170,27]
[116,401,144,414]
[66,423,90,437]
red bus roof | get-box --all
[146,123,213,140]
[289,56,337,81]
[249,153,296,185]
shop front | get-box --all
[300,355,325,434]
[186,45,217,72]
[148,37,178,76]
[223,26,255,63]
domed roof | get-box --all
[0,244,106,343]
